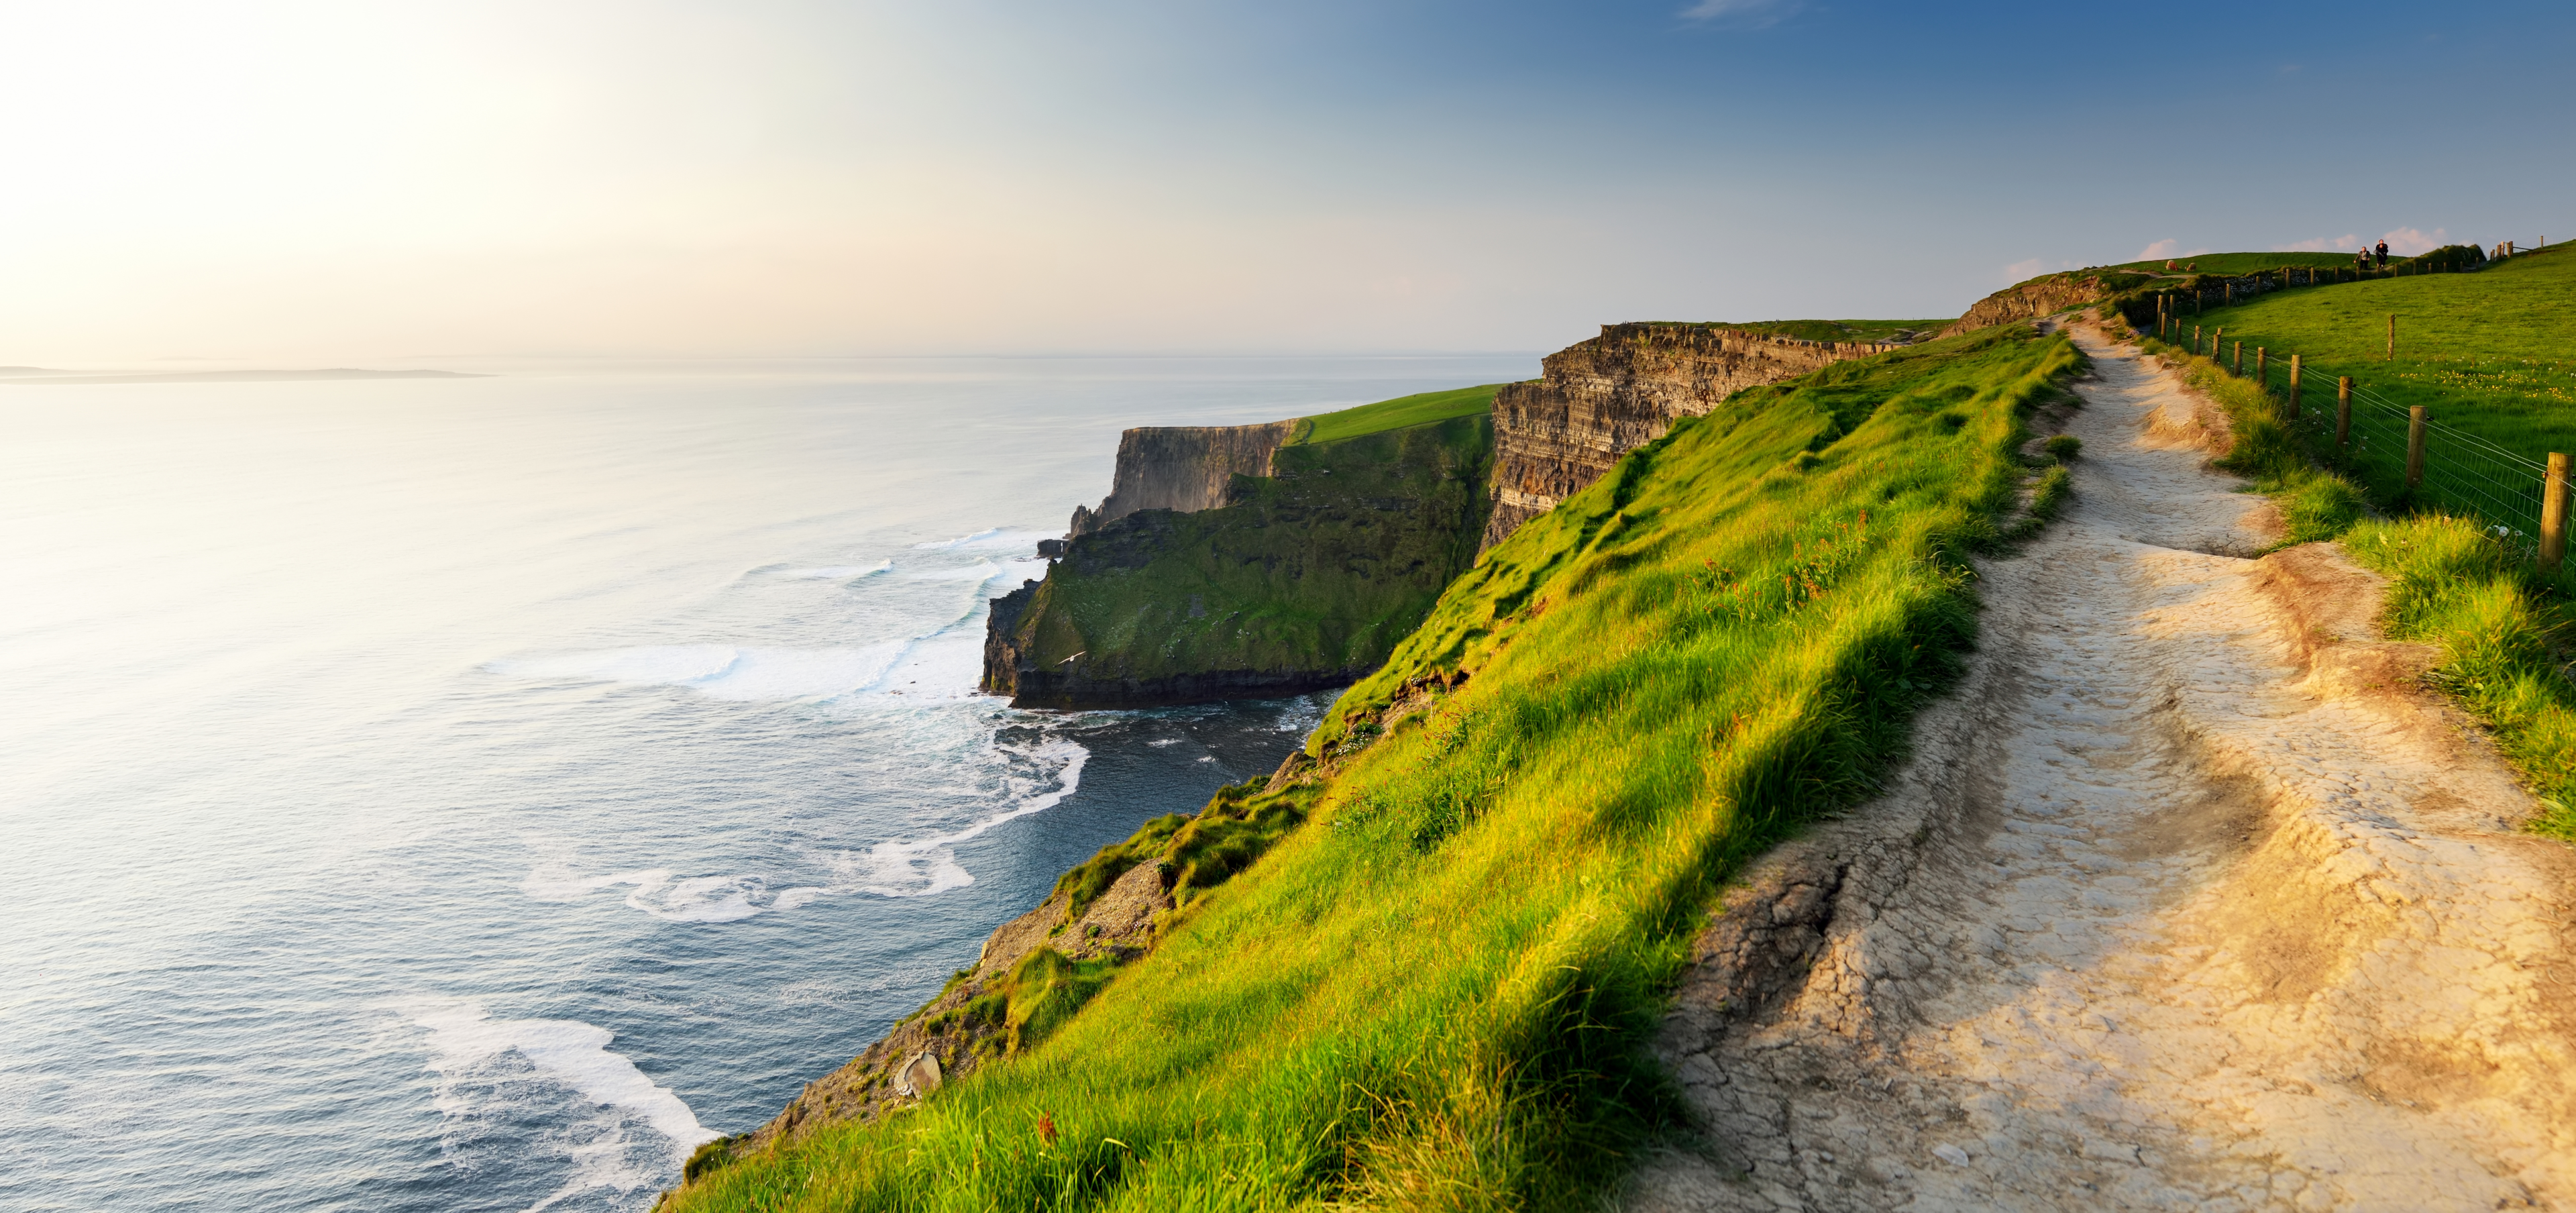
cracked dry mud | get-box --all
[1629,321,2576,1212]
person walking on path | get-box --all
[2375,239,2390,268]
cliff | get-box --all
[1066,421,1298,537]
[985,392,1497,710]
[661,325,2092,1212]
[1481,323,1902,549]
[1937,271,2114,337]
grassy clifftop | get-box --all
[1290,384,1505,445]
[673,323,2084,1210]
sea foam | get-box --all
[910,527,1053,552]
[521,737,1086,916]
[405,997,716,1185]
[773,560,890,580]
[830,737,1088,896]
[486,641,906,701]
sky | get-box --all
[4,0,2571,363]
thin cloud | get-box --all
[2379,226,2447,256]
[2002,256,2078,284]
[2279,233,2363,252]
[2133,239,2212,261]
[1680,0,1803,25]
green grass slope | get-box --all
[1291,384,1503,446]
[2180,243,2576,504]
[2109,251,2374,274]
[672,324,2082,1211]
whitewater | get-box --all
[0,354,1528,1212]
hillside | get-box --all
[2179,242,2576,505]
[1290,384,1505,446]
[669,324,2083,1210]
[2108,251,2380,274]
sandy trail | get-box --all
[1629,321,2576,1211]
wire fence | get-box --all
[2161,315,2564,557]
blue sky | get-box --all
[3,0,2569,360]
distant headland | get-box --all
[0,367,486,385]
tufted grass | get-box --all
[665,325,2083,1212]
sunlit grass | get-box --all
[1292,384,1503,446]
[668,325,2082,1211]
[2175,244,2576,508]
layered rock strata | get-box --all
[1937,272,2111,337]
[1067,421,1298,536]
[1483,324,1900,549]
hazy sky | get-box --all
[6,1,2571,362]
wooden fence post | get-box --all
[2289,354,2302,417]
[2233,341,2243,375]
[2387,314,2396,360]
[2257,346,2268,388]
[2406,407,2428,491]
[2544,453,2570,570]
[2336,376,2353,450]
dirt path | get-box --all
[1629,321,2576,1211]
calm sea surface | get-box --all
[0,354,1534,1212]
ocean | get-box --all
[0,354,1534,1212]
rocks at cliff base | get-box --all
[893,1051,941,1098]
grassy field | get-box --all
[2108,252,2378,274]
[1291,384,1504,446]
[670,324,2083,1211]
[2171,244,2576,524]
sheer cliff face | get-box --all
[1483,324,1897,549]
[1067,421,1299,536]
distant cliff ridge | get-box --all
[1482,323,1902,549]
[1937,272,2110,337]
[1067,421,1299,537]
[986,390,1499,709]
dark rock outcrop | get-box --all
[987,413,1492,709]
[1482,324,1900,549]
[1067,421,1299,536]
[1938,272,2110,338]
